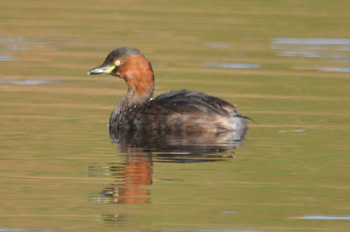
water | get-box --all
[1,1,350,231]
[87,129,246,205]
[300,216,350,220]
[0,54,17,61]
[201,62,261,69]
[204,42,231,48]
[272,37,350,73]
[0,80,60,85]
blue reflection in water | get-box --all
[294,129,307,133]
[279,129,306,133]
[221,211,239,214]
[271,37,350,73]
[0,54,17,61]
[300,215,350,220]
[273,38,350,45]
[164,230,262,232]
[204,42,231,48]
[276,51,348,59]
[0,227,53,232]
[0,80,60,85]
[314,66,350,73]
[202,62,261,69]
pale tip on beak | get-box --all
[87,65,116,75]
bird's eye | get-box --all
[114,60,121,66]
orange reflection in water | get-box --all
[100,152,152,204]
[90,127,246,205]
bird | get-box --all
[87,47,249,135]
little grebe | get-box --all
[87,47,248,134]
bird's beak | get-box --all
[87,64,116,75]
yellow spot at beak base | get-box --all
[104,65,116,74]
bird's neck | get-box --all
[120,87,153,109]
[110,85,153,127]
[118,54,155,109]
[109,54,155,126]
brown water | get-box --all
[1,1,350,231]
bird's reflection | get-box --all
[89,128,247,205]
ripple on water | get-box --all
[273,38,350,45]
[0,80,61,85]
[0,54,17,61]
[0,37,59,51]
[0,37,60,63]
[202,62,261,69]
[276,51,348,59]
[204,42,231,48]
[163,230,263,232]
[87,128,247,205]
[279,129,307,133]
[221,211,239,214]
[294,65,350,73]
[0,227,53,232]
[299,215,350,220]
[271,37,350,73]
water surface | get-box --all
[1,1,350,231]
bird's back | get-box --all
[110,89,247,135]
